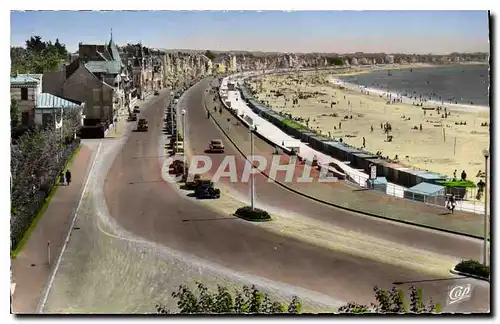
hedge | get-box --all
[454,260,490,279]
[235,206,271,222]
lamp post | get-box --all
[482,148,489,266]
[249,125,256,210]
[181,109,186,177]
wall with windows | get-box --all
[10,84,41,126]
[62,65,113,123]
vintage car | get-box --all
[133,106,140,114]
[194,180,221,199]
[209,139,225,153]
[137,118,148,131]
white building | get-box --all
[10,74,43,126]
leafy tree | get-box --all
[26,36,46,53]
[158,283,440,314]
[10,107,82,251]
[204,50,216,61]
[11,99,20,130]
[11,35,68,74]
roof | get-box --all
[368,177,388,185]
[85,61,122,74]
[406,182,445,195]
[11,74,42,86]
[36,93,83,109]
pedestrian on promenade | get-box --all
[65,169,72,185]
[59,172,66,186]
[362,137,366,148]
[453,169,457,180]
[461,170,467,181]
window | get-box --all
[21,88,28,100]
[93,89,100,102]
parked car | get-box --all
[137,118,148,131]
[154,91,160,96]
[185,174,203,190]
[128,113,138,122]
[194,180,221,199]
[133,106,140,114]
[209,139,225,153]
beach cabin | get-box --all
[367,177,388,192]
[351,152,379,171]
[404,182,446,205]
[365,158,389,179]
[414,171,447,185]
[308,135,330,151]
[298,131,316,143]
[323,141,360,163]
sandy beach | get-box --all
[247,66,490,193]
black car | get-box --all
[154,91,160,96]
[194,182,221,199]
[127,113,138,122]
[133,106,140,114]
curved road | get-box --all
[104,79,489,312]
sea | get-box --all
[336,64,490,107]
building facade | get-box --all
[10,74,43,126]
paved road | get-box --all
[101,80,489,312]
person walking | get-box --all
[59,172,66,186]
[65,169,72,186]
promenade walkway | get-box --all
[11,141,99,313]
[220,76,485,215]
[209,80,484,238]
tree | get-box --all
[12,35,68,74]
[11,99,20,130]
[158,283,440,314]
[204,50,216,61]
[26,36,46,53]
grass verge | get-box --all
[283,119,308,131]
[11,145,82,259]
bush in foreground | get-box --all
[235,206,271,221]
[156,283,440,314]
[455,260,490,278]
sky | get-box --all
[10,10,490,54]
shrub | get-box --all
[235,206,271,221]
[455,260,490,278]
[158,283,440,314]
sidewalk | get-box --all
[206,93,485,239]
[11,142,95,314]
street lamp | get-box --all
[249,124,256,210]
[181,109,187,177]
[482,148,489,266]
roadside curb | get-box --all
[205,78,483,240]
[232,213,272,223]
[450,269,490,282]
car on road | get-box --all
[133,106,140,114]
[137,118,148,131]
[127,113,138,122]
[185,174,202,189]
[209,139,225,153]
[154,90,160,96]
[194,180,221,199]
